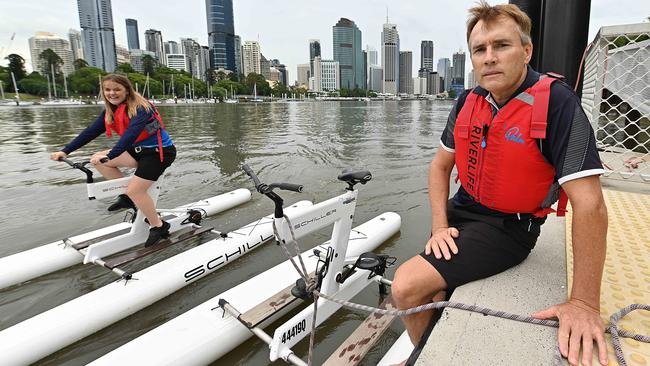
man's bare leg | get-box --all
[390,255,448,365]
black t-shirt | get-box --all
[439,66,604,218]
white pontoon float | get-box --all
[90,166,401,366]
[0,158,251,290]
[0,200,314,366]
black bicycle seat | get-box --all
[337,169,372,185]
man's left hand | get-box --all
[533,299,608,366]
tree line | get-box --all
[0,50,311,100]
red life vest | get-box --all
[105,103,166,161]
[453,76,568,217]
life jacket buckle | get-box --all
[134,146,142,153]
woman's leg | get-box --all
[126,176,162,228]
[93,150,137,180]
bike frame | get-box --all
[266,188,381,363]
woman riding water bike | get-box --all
[50,73,176,247]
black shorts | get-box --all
[420,201,543,290]
[126,145,176,181]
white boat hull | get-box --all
[0,201,314,366]
[377,331,414,366]
[0,188,251,290]
[90,212,401,366]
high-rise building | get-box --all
[437,57,451,91]
[260,54,271,80]
[368,66,383,93]
[234,35,242,75]
[164,41,180,55]
[399,51,413,94]
[332,18,363,89]
[413,76,427,95]
[166,54,186,71]
[145,29,165,66]
[129,49,156,73]
[77,0,117,72]
[271,62,288,86]
[199,45,210,80]
[29,32,75,75]
[116,44,129,64]
[68,29,84,61]
[242,40,260,76]
[125,19,140,50]
[309,39,321,77]
[451,50,466,95]
[206,0,236,71]
[313,56,339,92]
[297,63,309,87]
[420,40,433,71]
[427,71,441,94]
[381,22,400,95]
[468,69,479,88]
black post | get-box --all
[509,0,544,71]
[539,0,591,95]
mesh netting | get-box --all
[581,23,650,182]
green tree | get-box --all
[17,72,50,96]
[271,81,290,97]
[244,73,271,96]
[5,54,27,82]
[69,66,105,96]
[73,58,89,70]
[215,70,227,82]
[141,55,156,75]
[211,86,227,100]
[216,79,245,95]
[115,63,136,74]
[39,49,64,76]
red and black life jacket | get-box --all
[453,75,568,217]
[105,103,166,161]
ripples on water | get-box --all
[0,101,454,365]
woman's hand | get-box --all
[90,152,109,165]
[50,151,67,161]
[424,227,460,260]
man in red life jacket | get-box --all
[391,3,608,366]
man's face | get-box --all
[469,16,532,98]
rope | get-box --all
[271,215,650,366]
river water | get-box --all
[0,101,455,365]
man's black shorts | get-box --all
[420,201,543,290]
[127,145,176,181]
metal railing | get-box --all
[581,22,650,182]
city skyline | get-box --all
[1,0,648,84]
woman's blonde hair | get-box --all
[101,73,152,124]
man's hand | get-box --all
[533,299,608,366]
[424,227,459,260]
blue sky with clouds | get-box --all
[1,0,648,83]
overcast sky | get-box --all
[1,0,648,83]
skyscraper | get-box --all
[399,51,413,94]
[205,0,236,71]
[437,57,451,91]
[309,39,321,77]
[68,29,84,61]
[145,29,165,66]
[452,50,466,95]
[29,32,75,75]
[381,22,400,95]
[242,40,260,76]
[164,40,180,55]
[234,35,242,75]
[77,0,117,72]
[313,56,340,92]
[125,19,140,50]
[297,63,310,87]
[332,18,363,89]
[420,40,433,70]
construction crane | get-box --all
[0,33,16,59]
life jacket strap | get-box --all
[456,89,479,139]
[530,76,556,139]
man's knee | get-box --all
[391,256,445,308]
